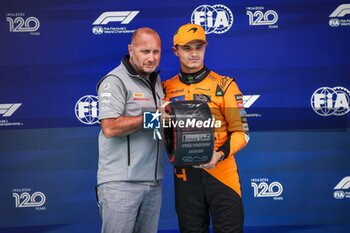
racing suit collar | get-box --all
[179,65,210,84]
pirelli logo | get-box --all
[133,92,145,98]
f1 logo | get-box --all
[330,4,350,17]
[243,95,260,108]
[0,103,22,117]
[334,176,350,190]
[333,176,350,200]
[93,11,139,25]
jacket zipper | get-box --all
[148,80,159,182]
[141,76,160,182]
[151,88,159,182]
[127,135,130,166]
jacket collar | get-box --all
[121,55,160,87]
[122,55,160,77]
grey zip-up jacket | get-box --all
[96,56,164,185]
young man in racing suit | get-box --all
[163,23,250,233]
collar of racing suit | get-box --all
[179,65,210,84]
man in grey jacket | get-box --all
[96,27,164,233]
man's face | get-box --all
[128,33,161,76]
[173,40,207,73]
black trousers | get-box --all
[174,167,244,233]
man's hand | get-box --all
[159,101,171,122]
[193,151,224,169]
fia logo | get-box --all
[92,26,103,35]
[310,87,350,116]
[191,4,234,34]
[143,110,161,129]
[13,191,46,209]
[75,95,99,125]
[6,14,40,33]
[251,178,283,200]
[246,8,278,28]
